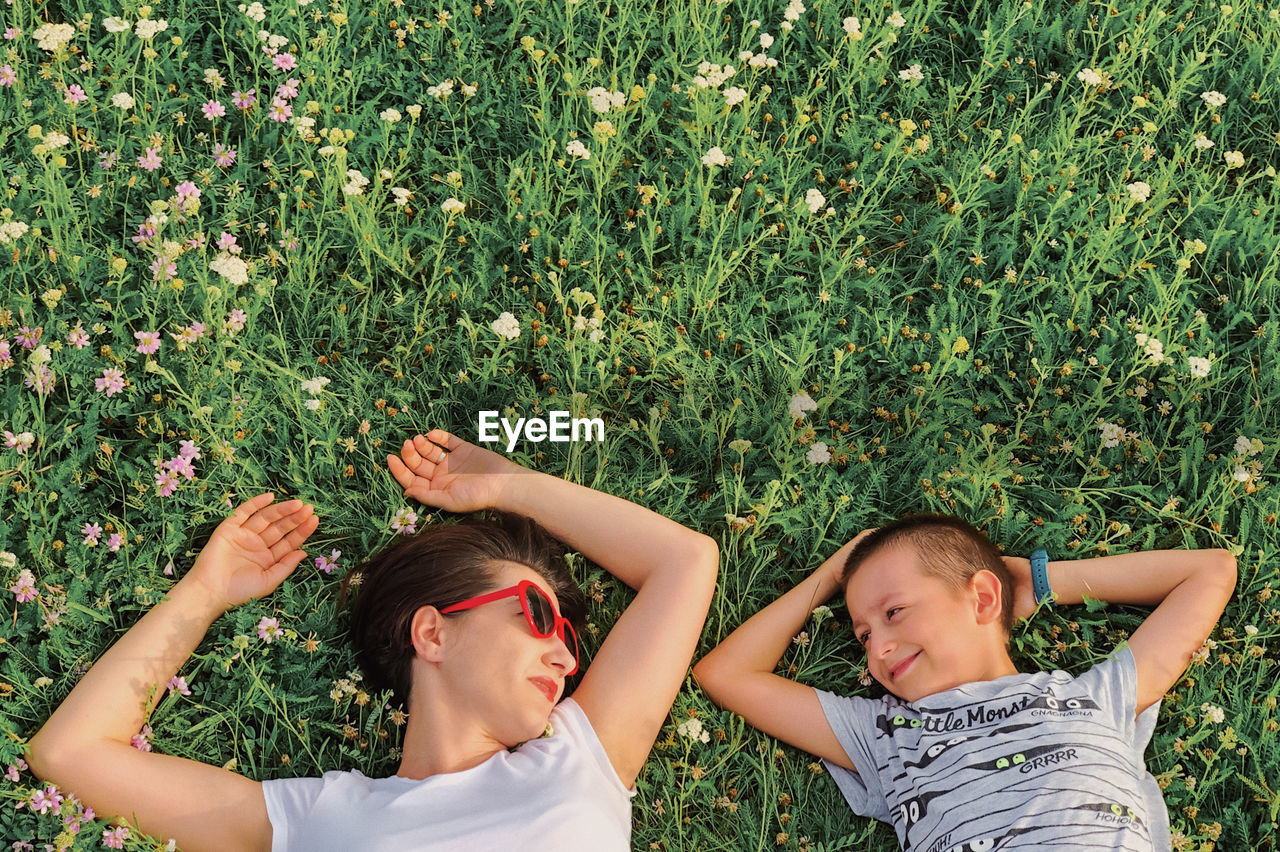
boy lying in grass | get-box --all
[694,514,1236,852]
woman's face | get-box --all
[440,560,578,744]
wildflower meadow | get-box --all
[1,0,1277,848]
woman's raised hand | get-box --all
[387,430,521,514]
[185,493,318,611]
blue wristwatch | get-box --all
[1030,548,1054,608]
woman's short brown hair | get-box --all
[339,512,586,708]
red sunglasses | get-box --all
[441,579,580,675]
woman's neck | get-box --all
[394,692,506,780]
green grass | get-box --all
[1,0,1278,848]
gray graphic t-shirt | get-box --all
[816,645,1171,852]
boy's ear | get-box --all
[969,569,1005,626]
[409,605,448,663]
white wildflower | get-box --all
[1077,68,1104,87]
[134,18,169,40]
[34,23,76,53]
[701,146,731,167]
[1098,420,1126,449]
[491,311,520,341]
[300,376,330,395]
[806,442,832,464]
[788,391,817,420]
[565,139,590,160]
[441,197,466,215]
[209,253,249,286]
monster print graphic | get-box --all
[876,712,923,738]
[895,788,947,834]
[1025,690,1099,712]
[1078,801,1145,828]
[969,742,1077,773]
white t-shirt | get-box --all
[262,698,635,851]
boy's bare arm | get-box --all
[693,536,865,772]
[1048,549,1237,716]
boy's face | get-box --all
[845,543,1003,702]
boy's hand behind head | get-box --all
[1002,556,1037,621]
[185,493,318,611]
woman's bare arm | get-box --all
[26,495,317,851]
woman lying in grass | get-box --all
[28,429,718,851]
[695,514,1235,852]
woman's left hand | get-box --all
[387,430,522,513]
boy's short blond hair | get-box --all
[840,513,1015,638]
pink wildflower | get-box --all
[5,757,27,782]
[107,533,124,552]
[174,180,201,202]
[134,330,161,354]
[82,521,103,546]
[132,217,159,246]
[268,97,292,122]
[4,27,20,40]
[276,78,299,99]
[224,309,248,334]
[150,254,178,281]
[63,84,87,104]
[315,549,341,573]
[137,146,163,172]
[201,99,225,120]
[102,824,130,848]
[99,150,120,170]
[0,340,13,368]
[167,454,196,480]
[24,364,54,396]
[391,507,419,535]
[9,569,37,603]
[155,469,179,497]
[232,89,257,109]
[0,65,16,87]
[213,143,237,168]
[129,725,152,752]
[67,325,90,348]
[4,430,35,453]
[273,52,297,71]
[15,326,41,348]
[29,785,62,815]
[179,439,202,459]
[95,366,126,397]
[258,616,281,642]
[167,675,192,696]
